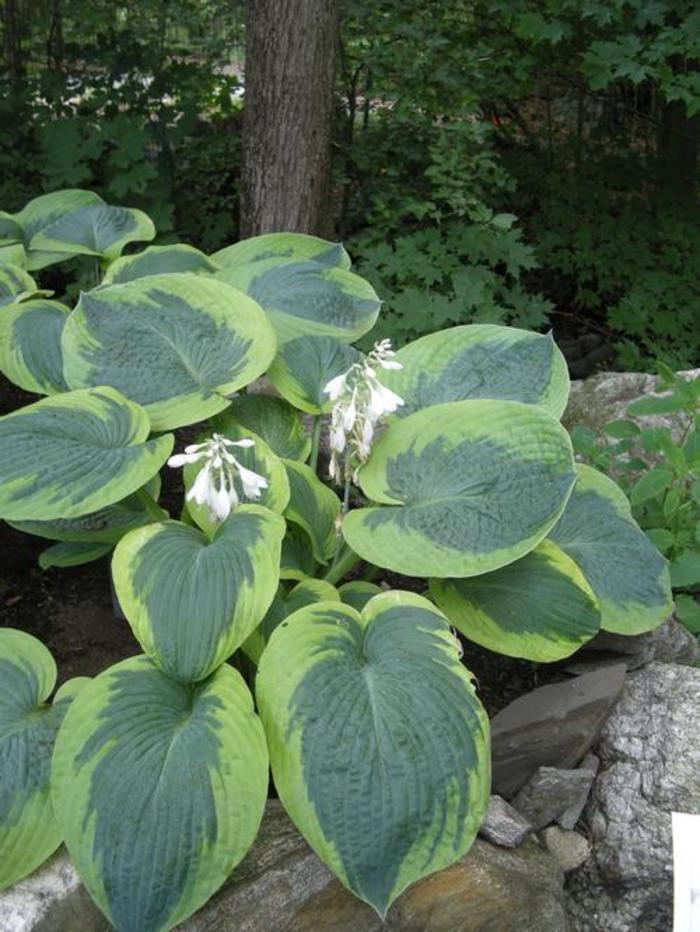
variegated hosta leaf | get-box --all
[343,399,576,578]
[256,591,491,917]
[0,242,26,266]
[216,257,380,344]
[549,464,673,634]
[430,540,601,662]
[0,299,69,394]
[29,203,155,262]
[102,243,220,284]
[0,629,88,890]
[52,656,268,932]
[4,189,104,269]
[280,523,315,580]
[62,273,277,431]
[0,263,41,306]
[183,424,290,537]
[242,578,340,664]
[212,394,311,461]
[9,478,165,544]
[39,539,113,569]
[382,324,570,419]
[0,212,23,245]
[267,335,362,413]
[213,232,351,271]
[113,507,285,682]
[0,387,173,521]
[338,581,384,612]
[283,459,341,564]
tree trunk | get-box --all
[656,97,700,199]
[3,0,25,101]
[241,0,338,238]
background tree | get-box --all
[240,0,338,237]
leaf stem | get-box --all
[324,545,361,585]
[309,415,323,473]
[136,487,166,522]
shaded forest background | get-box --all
[1,0,699,371]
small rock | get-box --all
[491,665,626,798]
[566,662,700,932]
[557,754,599,830]
[566,615,699,674]
[0,802,570,932]
[543,827,591,872]
[478,795,533,848]
[513,767,596,830]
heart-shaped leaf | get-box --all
[0,299,69,394]
[343,399,576,578]
[62,273,277,430]
[5,189,104,270]
[382,325,570,419]
[212,394,311,461]
[213,232,351,271]
[430,540,601,661]
[283,459,341,563]
[183,424,289,537]
[30,203,155,261]
[217,258,380,343]
[52,656,268,932]
[267,335,362,413]
[0,387,173,521]
[0,629,88,890]
[103,243,219,284]
[549,464,673,634]
[243,578,340,664]
[113,507,285,681]
[256,591,490,917]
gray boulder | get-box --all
[566,614,699,674]
[566,662,700,932]
[513,766,596,831]
[543,828,591,873]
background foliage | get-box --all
[1,0,699,364]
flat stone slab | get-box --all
[491,665,626,799]
[0,801,569,932]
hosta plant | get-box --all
[0,190,672,931]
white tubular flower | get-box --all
[322,339,404,483]
[167,433,268,523]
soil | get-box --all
[0,380,569,717]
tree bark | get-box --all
[241,0,338,238]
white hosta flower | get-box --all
[167,433,268,523]
[322,338,404,483]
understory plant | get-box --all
[572,365,700,634]
[0,190,672,931]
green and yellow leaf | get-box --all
[382,324,570,419]
[0,264,42,307]
[549,464,673,634]
[39,539,113,569]
[0,629,88,890]
[212,394,311,461]
[343,399,576,578]
[283,459,341,564]
[216,257,379,344]
[0,299,70,394]
[52,656,268,932]
[267,335,362,413]
[30,203,155,261]
[102,243,220,284]
[0,387,173,521]
[213,232,351,271]
[256,591,490,917]
[430,540,601,661]
[113,507,285,682]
